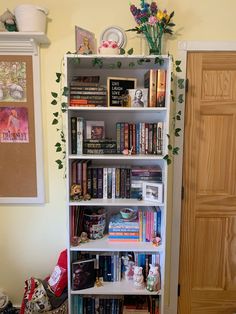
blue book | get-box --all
[109,213,139,228]
[108,235,139,239]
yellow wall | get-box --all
[0,0,236,306]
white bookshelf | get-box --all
[65,54,171,314]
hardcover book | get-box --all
[72,259,95,290]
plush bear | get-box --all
[133,266,145,289]
[146,264,160,292]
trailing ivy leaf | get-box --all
[56,146,62,152]
[55,142,61,147]
[176,115,181,120]
[175,60,181,66]
[61,108,67,113]
[127,48,134,55]
[166,134,170,138]
[178,78,184,89]
[171,90,174,95]
[52,118,58,125]
[51,99,57,105]
[137,59,145,65]
[171,96,175,102]
[120,48,125,55]
[62,86,69,96]
[168,144,173,150]
[163,154,169,160]
[92,58,103,68]
[176,66,182,72]
[129,62,135,68]
[55,72,62,83]
[55,160,63,169]
[173,147,180,155]
[167,158,172,165]
[144,58,151,62]
[154,57,164,65]
[53,112,59,117]
[51,92,58,98]
[61,102,67,108]
[116,61,122,68]
[178,94,184,103]
[175,128,181,136]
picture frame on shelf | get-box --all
[75,26,97,54]
[107,77,137,107]
[86,120,105,140]
[142,182,163,203]
[128,88,148,108]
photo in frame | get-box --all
[75,26,97,54]
[107,77,137,107]
[128,88,148,108]
[86,120,105,140]
[142,182,163,203]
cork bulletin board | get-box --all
[0,55,44,203]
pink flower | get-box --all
[112,43,118,48]
[148,15,157,25]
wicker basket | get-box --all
[44,300,68,314]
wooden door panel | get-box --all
[178,52,236,314]
[192,217,227,289]
[197,114,234,194]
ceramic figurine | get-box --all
[70,184,82,201]
[0,9,17,31]
[133,266,145,289]
[121,256,135,281]
[146,264,160,292]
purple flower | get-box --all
[150,2,158,14]
[149,15,157,25]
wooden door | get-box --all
[178,52,236,314]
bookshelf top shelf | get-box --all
[68,154,164,160]
[70,235,163,252]
[71,280,161,295]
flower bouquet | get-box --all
[127,0,175,55]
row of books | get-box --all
[71,252,160,290]
[72,295,159,314]
[144,69,166,108]
[71,117,164,156]
[108,208,161,242]
[70,162,162,199]
[116,122,163,155]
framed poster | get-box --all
[75,26,97,54]
[0,55,44,203]
[107,77,137,107]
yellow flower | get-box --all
[157,10,169,21]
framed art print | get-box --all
[75,26,97,54]
[142,182,163,203]
[86,120,105,140]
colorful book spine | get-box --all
[156,69,166,107]
[71,117,77,154]
[77,117,83,155]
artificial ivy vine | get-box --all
[163,58,184,165]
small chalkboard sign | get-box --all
[107,77,137,107]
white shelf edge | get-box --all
[70,280,162,296]
[0,31,50,44]
[68,106,167,112]
[69,199,164,207]
[70,236,163,252]
[68,154,164,160]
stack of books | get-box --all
[108,212,140,242]
[83,139,117,155]
[69,76,107,107]
[131,166,162,199]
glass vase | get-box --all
[143,24,163,55]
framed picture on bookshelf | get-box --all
[142,182,163,203]
[75,26,97,54]
[86,120,105,140]
[107,77,137,107]
[128,88,148,108]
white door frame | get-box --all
[166,41,236,314]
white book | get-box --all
[103,167,108,199]
[77,117,84,155]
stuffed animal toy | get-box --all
[70,184,82,200]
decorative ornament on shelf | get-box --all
[98,40,120,55]
[127,0,175,55]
